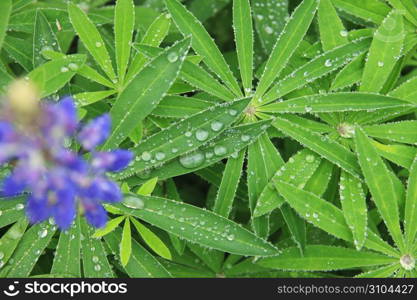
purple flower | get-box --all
[0,97,133,230]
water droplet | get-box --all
[179,151,205,168]
[92,256,99,263]
[123,196,145,209]
[61,67,69,73]
[226,234,235,241]
[324,59,332,67]
[167,52,178,63]
[155,152,166,161]
[241,134,250,142]
[38,229,48,238]
[340,30,348,37]
[195,129,209,141]
[210,121,223,132]
[141,151,152,161]
[377,61,384,67]
[214,145,227,156]
[95,42,102,47]
[94,264,101,271]
[68,63,79,71]
[185,131,192,137]
[305,155,315,163]
[228,109,237,116]
[15,204,24,211]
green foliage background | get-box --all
[1,0,417,278]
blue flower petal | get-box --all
[53,189,76,229]
[78,114,111,150]
[2,171,26,197]
[0,121,16,143]
[84,203,107,228]
[26,194,52,224]
[92,150,133,172]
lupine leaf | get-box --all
[0,0,12,51]
[354,128,405,251]
[332,0,390,25]
[331,53,365,90]
[51,215,81,276]
[114,0,135,84]
[0,198,26,229]
[80,219,114,278]
[272,117,361,177]
[68,2,116,81]
[104,229,172,278]
[360,10,404,93]
[253,0,318,102]
[233,0,253,94]
[364,121,417,145]
[0,219,28,272]
[120,218,132,267]
[92,216,125,238]
[102,37,191,150]
[114,97,250,179]
[405,156,417,250]
[117,195,279,256]
[213,150,245,218]
[340,171,367,250]
[7,222,56,277]
[152,96,212,118]
[318,0,348,51]
[166,0,242,97]
[257,245,396,271]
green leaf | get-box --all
[272,116,361,177]
[260,92,411,114]
[253,0,319,101]
[92,216,125,238]
[364,121,417,145]
[120,218,132,267]
[260,38,371,103]
[152,95,212,118]
[7,222,56,277]
[51,215,81,276]
[233,0,253,94]
[372,141,417,169]
[73,90,117,107]
[254,150,322,217]
[332,0,390,25]
[281,204,306,254]
[33,10,61,67]
[104,229,172,278]
[114,97,250,179]
[125,12,171,84]
[28,54,86,98]
[102,37,191,150]
[0,0,12,51]
[257,245,396,271]
[274,180,398,257]
[331,53,365,90]
[0,219,28,271]
[123,121,271,182]
[252,0,288,53]
[360,10,404,93]
[76,64,115,88]
[318,0,348,51]
[130,218,172,260]
[118,195,279,256]
[0,198,26,229]
[68,2,116,81]
[355,263,400,278]
[80,219,114,278]
[354,128,405,251]
[3,36,33,71]
[405,156,417,250]
[213,150,245,218]
[166,0,242,97]
[389,76,417,104]
[114,0,135,84]
[247,133,284,237]
[137,177,159,196]
[340,171,367,250]
[386,0,417,27]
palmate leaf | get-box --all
[331,53,365,90]
[253,0,319,102]
[0,219,28,274]
[166,0,242,97]
[260,92,412,114]
[0,197,26,229]
[117,195,279,256]
[123,120,271,184]
[355,263,400,278]
[332,0,390,25]
[260,38,371,103]
[120,218,132,267]
[257,245,396,271]
[360,10,404,93]
[254,149,321,218]
[0,0,12,51]
[272,116,361,177]
[7,222,56,278]
[51,215,81,277]
[274,180,398,257]
[102,37,191,151]
[152,96,212,118]
[68,2,116,81]
[114,0,135,84]
[364,121,417,145]
[104,229,172,278]
[233,0,253,95]
[372,141,417,170]
[354,128,405,252]
[3,36,34,72]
